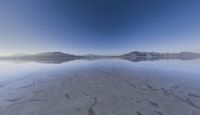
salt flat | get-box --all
[0,59,200,115]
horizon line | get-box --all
[0,50,200,57]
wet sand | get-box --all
[0,59,200,115]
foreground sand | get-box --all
[0,59,200,115]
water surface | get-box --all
[1,59,200,83]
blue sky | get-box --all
[0,0,200,55]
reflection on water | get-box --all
[0,59,86,83]
[0,58,200,83]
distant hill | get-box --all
[119,51,200,60]
[0,52,82,60]
[30,52,76,59]
[1,51,200,63]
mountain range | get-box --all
[119,51,200,60]
[0,51,200,63]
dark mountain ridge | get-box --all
[0,51,200,61]
[120,51,200,60]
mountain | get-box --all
[29,52,76,59]
[0,52,82,60]
[1,51,200,63]
[119,51,200,60]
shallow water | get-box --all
[0,58,200,83]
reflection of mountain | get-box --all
[119,51,200,61]
[11,58,77,64]
[0,51,200,64]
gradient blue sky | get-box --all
[0,0,200,55]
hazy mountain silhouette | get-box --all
[119,51,200,61]
[0,51,200,64]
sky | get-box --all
[0,0,200,55]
